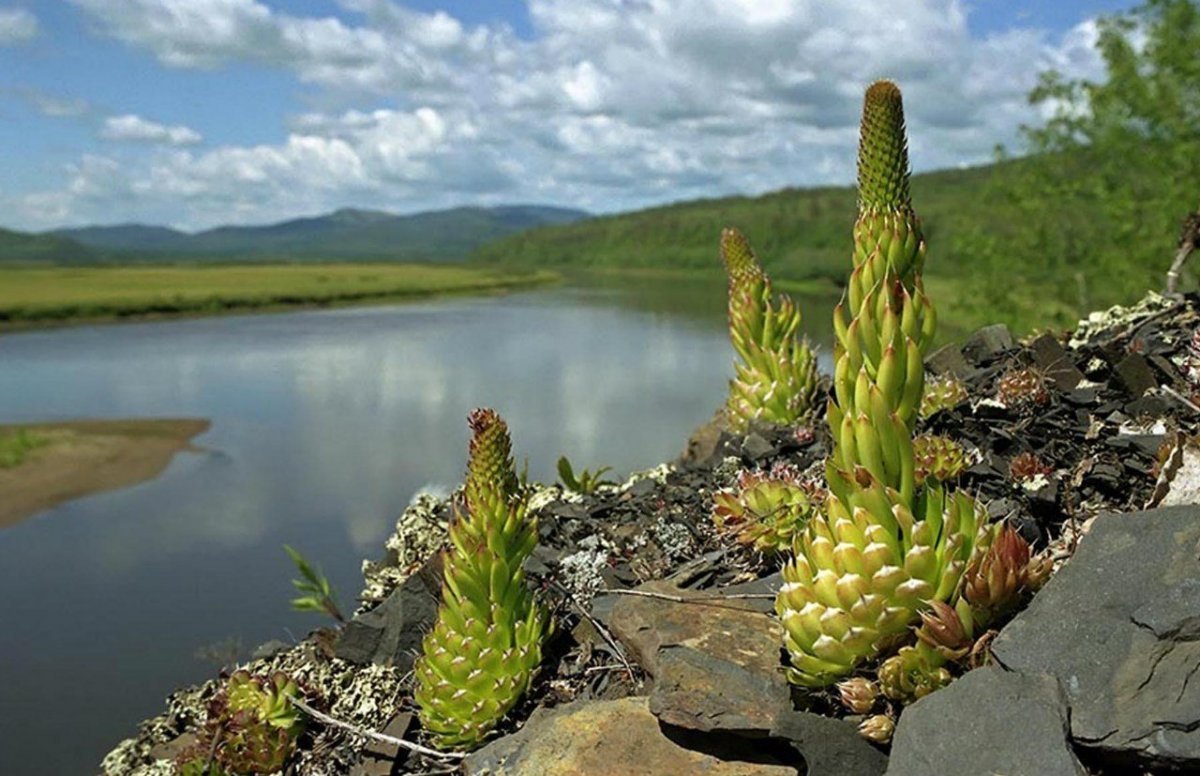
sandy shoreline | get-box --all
[0,418,210,527]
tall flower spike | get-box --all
[721,227,819,429]
[857,80,911,213]
[777,81,991,688]
[414,409,550,749]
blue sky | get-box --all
[0,1,1135,231]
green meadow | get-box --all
[0,263,557,327]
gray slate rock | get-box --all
[649,643,786,736]
[926,342,973,379]
[961,324,1013,365]
[1112,352,1158,398]
[993,506,1200,770]
[886,667,1084,776]
[770,707,887,776]
[349,712,413,776]
[334,555,441,672]
[1030,333,1086,391]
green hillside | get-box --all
[0,228,95,265]
[471,155,1177,337]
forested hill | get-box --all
[471,150,1188,337]
[0,227,96,265]
[470,164,1003,283]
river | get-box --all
[0,278,835,774]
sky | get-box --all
[0,0,1138,232]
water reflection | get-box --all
[0,282,836,774]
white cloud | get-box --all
[31,94,90,118]
[10,0,1114,229]
[0,7,37,44]
[101,114,203,145]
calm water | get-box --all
[0,279,834,774]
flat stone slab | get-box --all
[886,667,1084,776]
[463,697,797,775]
[334,555,441,672]
[771,707,887,776]
[993,506,1200,770]
[598,581,789,736]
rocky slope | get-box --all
[103,292,1200,775]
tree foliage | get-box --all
[956,0,1200,319]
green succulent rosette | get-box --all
[777,470,989,686]
[721,227,819,429]
[413,409,550,750]
[177,670,304,776]
[712,464,822,555]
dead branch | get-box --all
[287,696,464,761]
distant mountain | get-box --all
[55,224,188,253]
[0,227,95,265]
[50,205,589,263]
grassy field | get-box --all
[0,263,558,327]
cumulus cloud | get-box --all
[0,7,37,44]
[11,0,1113,229]
[101,114,203,145]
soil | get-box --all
[0,418,210,527]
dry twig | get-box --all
[549,581,638,683]
[287,696,464,761]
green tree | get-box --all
[955,0,1200,324]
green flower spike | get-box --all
[413,409,550,750]
[777,81,991,688]
[721,227,819,429]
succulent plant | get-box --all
[919,375,969,418]
[913,599,975,662]
[778,471,988,686]
[711,464,822,555]
[721,227,820,429]
[177,670,305,776]
[858,714,896,744]
[776,81,991,688]
[837,676,881,715]
[995,367,1050,411]
[912,434,969,486]
[413,409,550,750]
[963,522,1052,622]
[556,455,615,495]
[878,642,954,704]
[1008,451,1054,483]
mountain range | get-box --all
[0,204,588,265]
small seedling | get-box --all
[284,545,345,624]
[556,455,615,495]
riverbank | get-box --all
[0,264,558,332]
[0,418,210,526]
